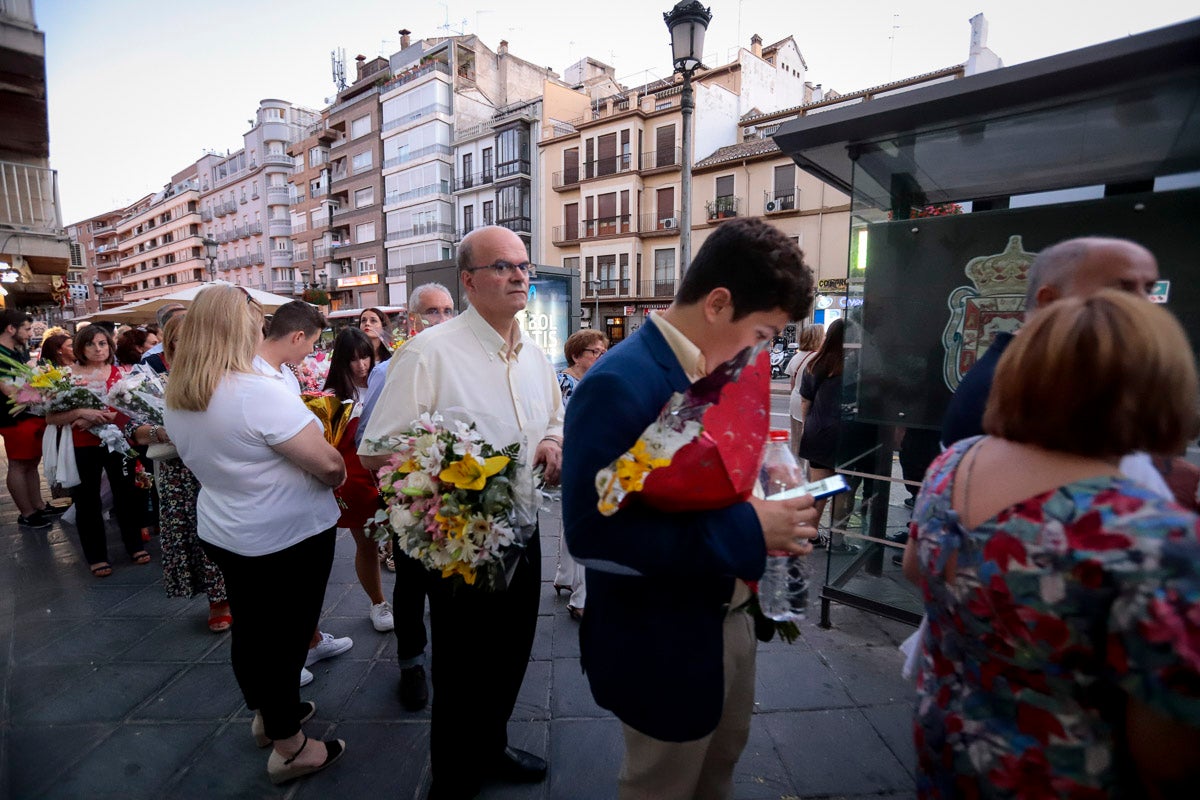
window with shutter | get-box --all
[656,125,676,168]
[656,187,675,228]
[598,192,617,235]
[597,133,617,176]
[772,164,795,210]
[563,148,579,185]
[564,203,578,240]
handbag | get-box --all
[41,424,81,489]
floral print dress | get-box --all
[911,436,1200,799]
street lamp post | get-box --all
[664,1,712,275]
[202,236,218,282]
[92,278,103,312]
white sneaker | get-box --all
[370,601,395,632]
[299,667,314,687]
[305,631,353,666]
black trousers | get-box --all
[202,527,335,741]
[71,445,147,565]
[428,527,541,797]
[391,539,430,663]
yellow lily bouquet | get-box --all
[367,412,521,589]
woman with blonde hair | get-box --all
[164,285,348,785]
[904,290,1200,798]
[784,323,825,461]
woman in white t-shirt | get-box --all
[164,286,348,786]
[783,324,825,465]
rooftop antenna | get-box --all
[330,48,347,91]
[887,14,900,80]
[438,2,467,36]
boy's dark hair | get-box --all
[675,217,815,321]
[265,301,326,340]
[0,310,32,334]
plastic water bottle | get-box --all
[758,429,809,622]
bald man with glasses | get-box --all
[359,226,563,798]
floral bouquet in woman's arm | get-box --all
[595,342,772,516]
[0,353,135,457]
[101,366,166,426]
[367,413,522,590]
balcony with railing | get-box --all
[213,201,238,217]
[0,160,63,233]
[383,144,453,171]
[494,160,531,181]
[636,210,682,236]
[705,196,742,222]
[263,154,295,168]
[575,215,634,243]
[392,221,455,241]
[268,219,292,236]
[385,182,451,207]
[638,147,682,172]
[382,103,452,133]
[270,250,293,267]
[248,221,263,235]
[380,59,451,95]
[497,217,532,235]
[552,166,581,190]
[266,186,291,204]
[582,277,678,300]
[200,210,213,222]
[452,170,495,192]
[289,192,307,205]
[762,189,797,214]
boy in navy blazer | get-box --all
[563,217,818,798]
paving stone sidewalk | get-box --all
[0,469,919,799]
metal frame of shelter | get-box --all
[772,19,1200,627]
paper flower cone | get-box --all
[596,343,771,516]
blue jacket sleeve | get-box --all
[562,367,766,581]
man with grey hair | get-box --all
[941,235,1170,494]
[355,281,456,713]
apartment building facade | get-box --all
[380,32,567,305]
[1,0,70,313]
[323,56,388,309]
[64,208,123,317]
[116,171,205,304]
[197,100,320,294]
[288,117,337,301]
[539,35,811,342]
[452,81,591,262]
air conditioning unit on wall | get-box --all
[765,200,778,212]
[661,217,677,229]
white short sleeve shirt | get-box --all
[165,372,340,556]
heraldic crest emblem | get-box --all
[941,235,1037,392]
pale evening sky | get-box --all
[37,0,1198,223]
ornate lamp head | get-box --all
[664,1,712,73]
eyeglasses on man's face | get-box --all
[463,260,537,279]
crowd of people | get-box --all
[1,221,1199,798]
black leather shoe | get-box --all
[489,746,547,783]
[398,665,428,711]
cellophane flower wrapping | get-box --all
[101,366,166,426]
[595,343,771,516]
[367,413,522,589]
[295,351,330,393]
[302,392,353,446]
[0,352,134,458]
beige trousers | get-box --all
[617,582,757,800]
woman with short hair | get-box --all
[904,290,1200,798]
[164,285,348,785]
[553,328,608,619]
